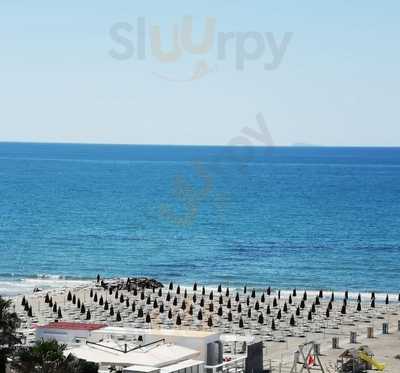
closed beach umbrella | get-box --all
[193,282,197,291]
[341,305,346,315]
[258,313,264,324]
[109,288,113,295]
[255,301,260,311]
[315,296,320,306]
[283,302,288,313]
[217,306,223,316]
[328,301,333,310]
[168,309,172,319]
[277,309,282,320]
[193,294,197,303]
[273,298,278,307]
[159,303,164,313]
[207,316,213,327]
[357,302,361,312]
[116,311,121,322]
[176,314,182,325]
[326,308,330,318]
[147,296,151,305]
[138,307,143,318]
[300,300,305,309]
[239,317,244,328]
[169,282,173,290]
[115,290,119,299]
[244,285,247,294]
[238,303,242,313]
[184,289,187,299]
[45,293,50,303]
[166,292,171,302]
[247,308,251,318]
[131,302,135,312]
[200,298,205,307]
[278,290,281,300]
[331,292,334,302]
[140,291,144,300]
[308,311,312,321]
[218,284,222,293]
[293,289,297,297]
[96,274,100,283]
[104,301,109,311]
[385,294,389,305]
[133,288,137,296]
[266,305,271,315]
[345,290,349,300]
[289,295,292,304]
[228,311,233,322]
[202,286,206,296]
[189,304,193,316]
[21,296,26,306]
[173,297,178,306]
[290,314,295,326]
[226,288,230,297]
[197,309,203,321]
[267,287,271,296]
[358,293,361,302]
[81,304,85,314]
[153,299,158,309]
[209,291,214,300]
[72,295,76,304]
[261,293,265,303]
[176,285,180,295]
[110,305,114,316]
[227,298,232,309]
[246,296,250,306]
[311,303,316,313]
[90,289,93,298]
[235,292,240,302]
[67,292,72,302]
[86,310,91,320]
[77,299,81,309]
[295,306,300,316]
[271,318,276,330]
[319,290,323,298]
[146,312,151,323]
[158,288,162,297]
[181,299,186,310]
[57,307,62,319]
[219,295,223,305]
[209,302,214,312]
[303,291,307,301]
[251,289,256,298]
[93,293,98,302]
[126,298,130,307]
[28,306,33,318]
[120,294,124,303]
[53,303,57,313]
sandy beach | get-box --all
[8,278,400,372]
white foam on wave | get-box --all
[0,276,92,297]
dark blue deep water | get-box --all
[1,143,400,294]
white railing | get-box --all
[204,355,247,373]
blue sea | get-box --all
[1,143,400,296]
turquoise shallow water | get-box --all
[0,143,399,295]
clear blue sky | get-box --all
[1,1,399,146]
